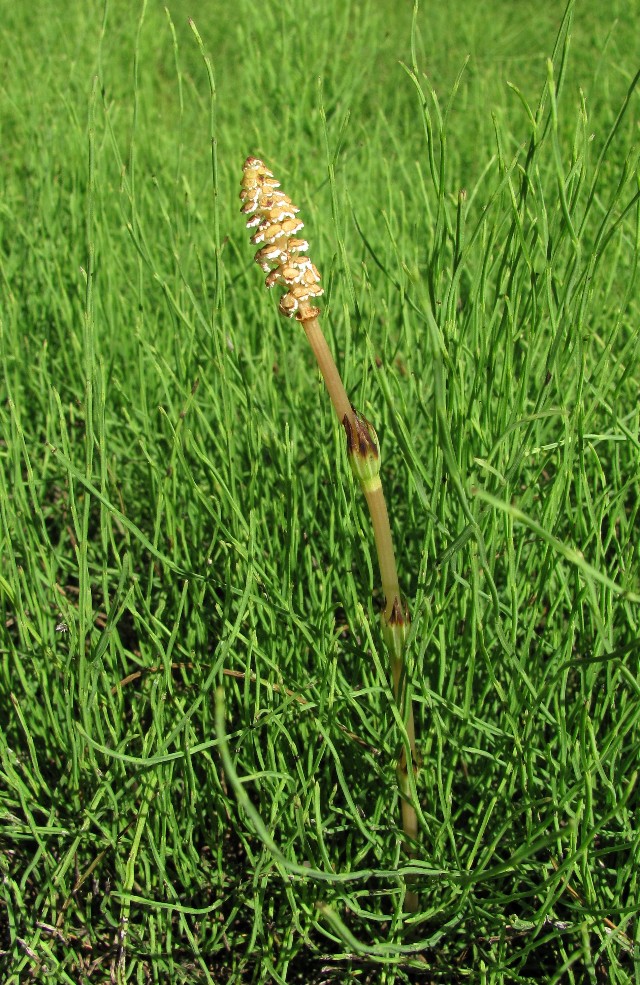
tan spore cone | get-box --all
[240,157,324,320]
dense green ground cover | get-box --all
[1,0,639,981]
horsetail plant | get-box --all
[239,156,419,912]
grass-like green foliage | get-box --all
[1,0,639,981]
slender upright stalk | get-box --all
[239,157,419,911]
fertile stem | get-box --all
[301,315,354,429]
[240,157,419,911]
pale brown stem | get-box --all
[363,484,401,623]
[300,304,419,913]
[300,311,356,431]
